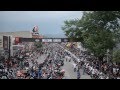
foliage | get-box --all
[34,42,42,49]
[113,49,120,62]
[62,11,120,61]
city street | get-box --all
[37,54,48,63]
[35,44,91,79]
[1,11,120,79]
[36,53,91,79]
[62,59,91,79]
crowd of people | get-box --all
[0,42,120,79]
[0,43,67,79]
[61,42,120,79]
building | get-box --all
[0,25,43,51]
[0,31,32,38]
[0,31,32,45]
[0,35,3,50]
[0,31,33,55]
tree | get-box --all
[34,42,42,49]
[113,49,120,63]
[62,11,120,62]
[62,19,84,43]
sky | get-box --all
[0,11,83,37]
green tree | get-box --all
[62,19,84,43]
[62,11,120,62]
[34,42,42,49]
[113,49,120,63]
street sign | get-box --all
[53,39,61,42]
[32,32,39,36]
[42,39,52,42]
[35,39,40,42]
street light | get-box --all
[107,49,110,63]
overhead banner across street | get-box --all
[19,38,79,43]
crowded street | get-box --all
[0,11,120,79]
[0,42,120,79]
[36,43,91,79]
[0,42,92,79]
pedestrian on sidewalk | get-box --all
[73,63,77,72]
[77,69,81,79]
[83,64,86,75]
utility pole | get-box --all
[107,49,110,63]
[8,36,11,60]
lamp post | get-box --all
[107,49,110,63]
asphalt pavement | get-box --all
[36,51,91,79]
[37,54,48,64]
[62,58,91,79]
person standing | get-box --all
[83,64,86,75]
[73,63,77,72]
[77,69,81,79]
[38,67,42,79]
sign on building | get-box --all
[3,36,9,50]
[33,26,39,32]
[15,37,20,45]
[42,39,52,42]
[32,26,40,38]
[32,32,39,36]
[0,36,3,48]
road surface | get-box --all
[36,51,91,79]
[62,58,91,79]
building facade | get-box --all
[0,36,3,49]
[0,31,33,55]
[0,31,32,38]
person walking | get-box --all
[73,63,77,72]
[83,64,86,75]
[38,66,42,79]
[77,69,81,79]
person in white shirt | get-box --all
[86,63,89,69]
[90,66,93,71]
[92,68,95,75]
[95,68,99,76]
[113,67,117,74]
[99,72,104,79]
[73,63,77,72]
